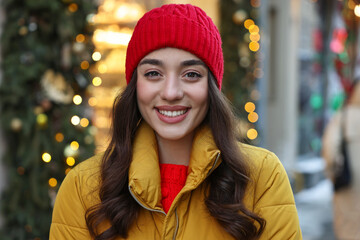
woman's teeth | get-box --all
[158,110,187,117]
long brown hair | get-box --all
[85,71,265,239]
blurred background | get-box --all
[0,0,359,239]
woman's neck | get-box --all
[156,133,194,165]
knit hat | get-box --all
[125,4,224,89]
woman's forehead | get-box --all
[139,48,206,67]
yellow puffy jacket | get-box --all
[50,123,302,239]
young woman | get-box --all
[50,4,302,240]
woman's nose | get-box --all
[160,75,184,101]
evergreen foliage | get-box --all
[0,0,97,239]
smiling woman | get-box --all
[50,4,302,240]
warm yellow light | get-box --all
[68,3,78,13]
[42,152,52,163]
[98,63,108,73]
[71,115,81,125]
[245,102,256,112]
[93,29,132,47]
[250,33,261,42]
[81,61,90,70]
[55,133,64,142]
[248,112,259,123]
[92,52,102,61]
[115,4,144,21]
[355,5,360,17]
[349,0,356,10]
[249,41,260,52]
[65,168,72,175]
[37,113,48,126]
[249,25,260,34]
[80,118,90,127]
[88,97,98,107]
[244,19,255,29]
[48,178,58,187]
[247,128,258,140]
[92,77,102,86]
[66,157,76,167]
[70,141,80,150]
[250,0,261,8]
[73,95,83,105]
[76,34,85,43]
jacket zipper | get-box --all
[206,152,221,177]
[128,186,166,215]
[172,208,179,240]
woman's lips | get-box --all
[155,106,190,123]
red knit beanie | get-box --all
[125,4,224,89]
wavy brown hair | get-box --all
[85,71,265,239]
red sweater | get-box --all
[159,163,188,213]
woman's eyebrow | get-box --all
[139,59,163,66]
[181,59,206,67]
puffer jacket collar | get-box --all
[128,121,221,213]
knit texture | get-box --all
[159,163,188,213]
[125,4,224,89]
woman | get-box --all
[50,4,302,240]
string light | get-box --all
[92,52,102,61]
[42,152,52,163]
[71,115,81,125]
[88,97,98,106]
[81,60,90,70]
[55,132,64,142]
[70,141,80,150]
[250,0,261,8]
[348,0,356,10]
[98,63,108,73]
[76,34,85,43]
[244,19,255,29]
[245,102,256,112]
[80,118,90,127]
[66,157,76,166]
[48,178,58,187]
[73,95,83,105]
[355,5,360,17]
[249,41,260,52]
[36,113,48,126]
[92,77,102,86]
[247,128,258,140]
[68,3,78,13]
[248,112,259,123]
[249,25,259,34]
[250,33,260,42]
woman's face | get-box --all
[136,48,209,142]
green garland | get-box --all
[0,0,97,239]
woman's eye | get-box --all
[144,71,161,78]
[184,72,202,80]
